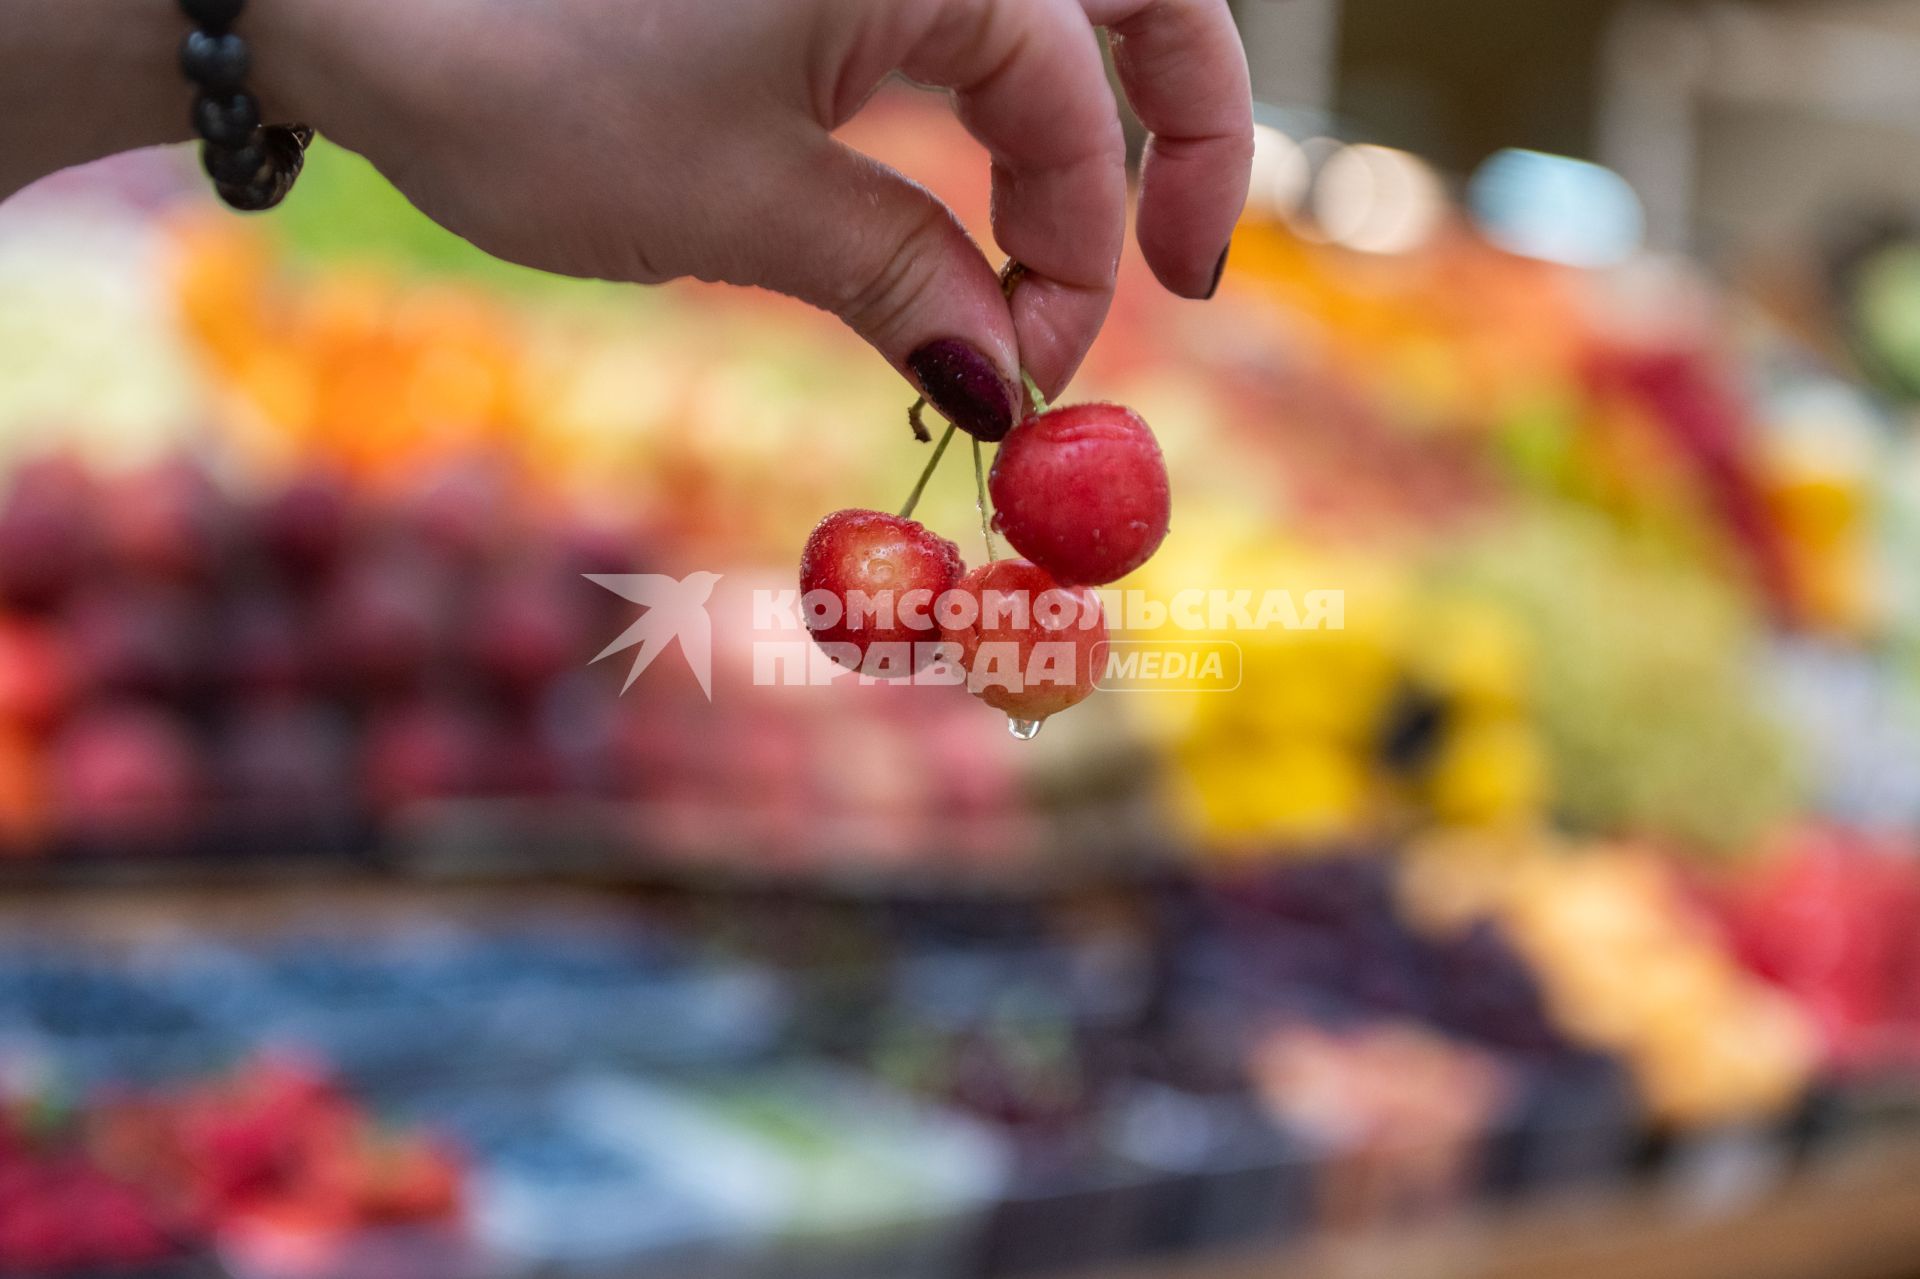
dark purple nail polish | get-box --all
[1205,242,1231,300]
[907,339,1015,443]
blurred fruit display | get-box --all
[0,449,610,859]
[0,441,1063,868]
[1701,827,1920,1074]
[1432,512,1798,853]
[0,1056,460,1276]
[5,93,1920,1279]
[8,104,1855,869]
[0,883,1692,1278]
[1248,1022,1508,1227]
[1401,834,1818,1126]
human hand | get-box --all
[253,0,1253,439]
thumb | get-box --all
[712,136,1022,442]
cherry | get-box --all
[0,727,46,848]
[255,474,352,582]
[799,509,963,677]
[989,403,1171,585]
[315,555,451,696]
[220,595,314,696]
[361,700,486,815]
[50,705,203,847]
[940,558,1107,727]
[401,458,517,563]
[466,569,591,698]
[0,454,100,612]
[0,619,73,736]
[64,582,210,703]
[100,459,235,584]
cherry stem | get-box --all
[898,422,956,520]
[999,259,1027,299]
[1021,371,1048,416]
[972,436,996,561]
[907,396,931,443]
[998,260,1047,420]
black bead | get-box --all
[191,91,259,148]
[260,128,308,187]
[203,141,268,186]
[179,30,249,91]
[263,124,312,169]
[208,126,307,212]
[215,173,287,212]
[179,0,245,32]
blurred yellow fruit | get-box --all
[1426,718,1548,827]
[1178,739,1370,849]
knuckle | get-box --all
[608,234,673,286]
[838,202,956,338]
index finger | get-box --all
[895,0,1129,398]
[1085,0,1254,299]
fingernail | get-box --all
[907,339,1016,442]
[1205,242,1231,300]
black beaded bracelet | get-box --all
[178,0,312,211]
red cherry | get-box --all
[799,509,963,677]
[315,556,451,696]
[989,403,1170,585]
[255,474,352,582]
[361,700,485,815]
[64,582,210,702]
[0,454,100,612]
[221,596,314,696]
[50,705,203,846]
[466,569,591,697]
[0,619,73,736]
[100,459,234,584]
[940,559,1107,725]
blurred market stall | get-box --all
[3,81,1920,1279]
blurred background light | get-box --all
[1468,148,1645,268]
[1247,123,1311,219]
[1311,143,1446,255]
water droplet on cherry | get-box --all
[1008,717,1043,741]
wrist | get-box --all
[244,0,366,145]
[0,0,343,202]
[0,0,191,195]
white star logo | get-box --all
[585,572,722,699]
